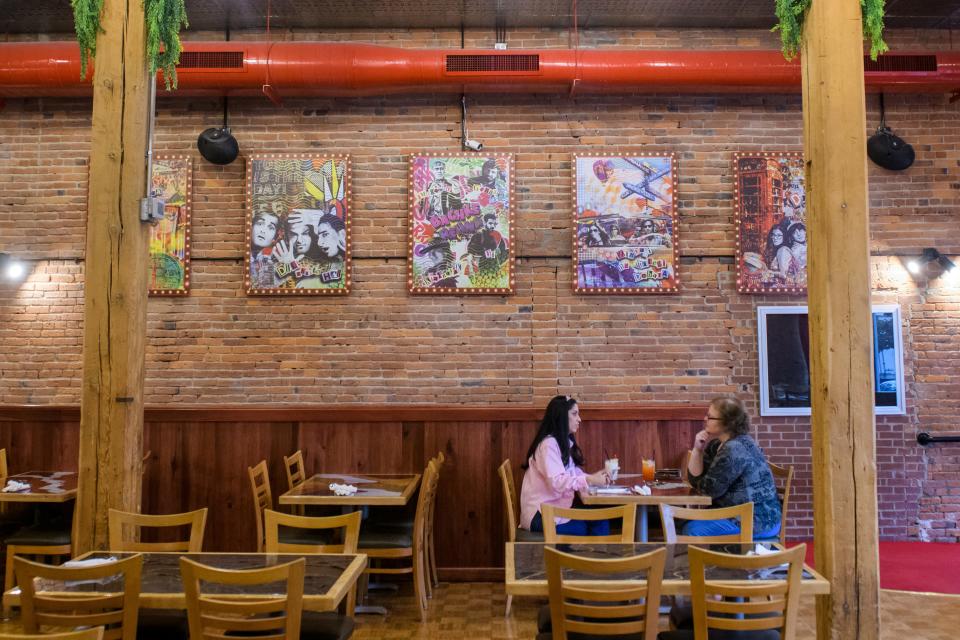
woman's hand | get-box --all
[586,470,610,486]
[693,429,712,452]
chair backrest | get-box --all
[264,509,361,554]
[15,554,142,640]
[497,459,519,542]
[181,556,304,640]
[768,462,794,544]
[0,630,105,640]
[0,448,7,478]
[248,460,272,552]
[283,450,306,491]
[541,504,637,543]
[659,503,754,544]
[413,459,441,553]
[688,544,804,640]
[108,508,208,552]
[545,545,665,640]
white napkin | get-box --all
[633,485,652,496]
[329,482,358,496]
[63,556,118,568]
[2,480,31,492]
[751,543,778,555]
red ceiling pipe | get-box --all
[0,41,958,98]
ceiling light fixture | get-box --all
[0,252,26,281]
[906,248,956,277]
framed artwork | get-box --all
[148,155,192,295]
[758,304,905,416]
[245,154,351,295]
[407,153,515,294]
[734,152,807,294]
[572,153,679,293]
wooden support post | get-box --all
[77,0,150,552]
[801,1,881,638]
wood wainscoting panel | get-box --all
[0,405,700,570]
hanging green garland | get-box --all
[774,0,888,61]
[71,0,188,89]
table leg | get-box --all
[637,505,649,542]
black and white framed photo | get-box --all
[758,304,905,416]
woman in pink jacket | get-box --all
[519,395,610,535]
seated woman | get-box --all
[686,396,781,538]
[519,395,610,536]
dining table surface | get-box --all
[578,474,711,542]
[279,473,421,507]
[0,470,78,503]
[2,551,368,613]
[506,541,830,597]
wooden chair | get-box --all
[4,501,77,595]
[541,504,637,543]
[248,460,273,553]
[358,458,440,620]
[0,630,104,640]
[284,450,307,516]
[659,502,754,543]
[498,459,544,544]
[542,545,666,640]
[425,451,445,593]
[180,556,305,640]
[265,509,362,615]
[108,508,208,552]
[766,462,794,544]
[658,544,805,640]
[15,554,142,640]
[0,448,7,478]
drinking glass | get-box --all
[641,458,656,483]
[604,458,620,485]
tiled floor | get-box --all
[1,581,956,638]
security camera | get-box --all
[463,139,484,151]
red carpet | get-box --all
[790,541,960,595]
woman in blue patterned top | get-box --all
[685,396,782,538]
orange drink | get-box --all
[641,458,656,482]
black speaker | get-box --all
[197,127,239,165]
[867,126,915,171]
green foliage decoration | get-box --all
[71,0,189,89]
[774,0,889,61]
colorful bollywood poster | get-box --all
[572,153,679,293]
[408,153,514,294]
[734,152,807,294]
[245,154,351,295]
[149,155,192,295]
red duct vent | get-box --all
[864,55,937,73]
[177,51,244,70]
[446,54,540,73]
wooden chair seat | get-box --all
[358,528,413,549]
[516,527,545,542]
[301,610,356,640]
[657,629,781,640]
[4,523,71,546]
[0,630,105,640]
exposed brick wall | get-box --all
[1,27,959,541]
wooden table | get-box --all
[579,475,711,542]
[0,471,78,503]
[506,541,829,597]
[2,551,367,613]
[279,473,421,507]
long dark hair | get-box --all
[522,395,584,469]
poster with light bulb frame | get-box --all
[407,152,515,294]
[245,154,352,296]
[572,152,680,294]
[148,155,193,296]
[734,152,807,295]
